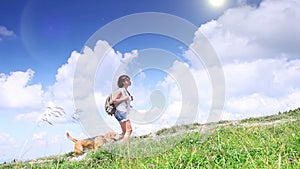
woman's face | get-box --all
[122,77,131,87]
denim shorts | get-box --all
[114,110,129,122]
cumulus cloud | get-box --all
[48,51,79,100]
[58,40,141,135]
[13,40,122,126]
[184,0,300,120]
[7,40,138,129]
[223,58,300,97]
[199,0,300,63]
[0,69,44,109]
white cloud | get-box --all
[94,43,137,94]
[198,0,300,63]
[49,51,79,100]
[185,0,300,120]
[7,40,137,132]
[39,51,80,125]
[0,132,18,148]
[26,131,48,149]
[37,40,123,127]
[0,69,44,108]
[15,111,41,123]
[0,25,15,37]
[129,60,206,134]
[0,132,19,163]
[0,133,19,161]
[33,131,47,140]
[223,91,300,120]
[51,135,65,144]
[223,58,300,97]
[63,40,141,135]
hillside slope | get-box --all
[1,108,299,168]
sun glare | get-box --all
[209,0,225,7]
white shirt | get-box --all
[116,88,131,112]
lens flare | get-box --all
[209,0,225,7]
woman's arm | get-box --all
[111,90,130,104]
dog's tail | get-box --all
[66,132,78,143]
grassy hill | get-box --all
[1,108,299,168]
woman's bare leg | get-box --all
[122,120,132,142]
[120,121,126,138]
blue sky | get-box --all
[0,0,235,85]
[1,0,300,163]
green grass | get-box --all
[2,108,299,169]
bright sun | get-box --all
[209,0,225,7]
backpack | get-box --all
[104,94,116,116]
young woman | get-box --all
[111,75,133,142]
